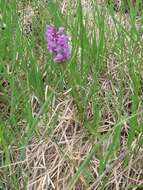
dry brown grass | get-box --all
[1,89,141,189]
[17,91,142,189]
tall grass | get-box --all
[0,0,143,189]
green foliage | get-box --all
[0,0,143,189]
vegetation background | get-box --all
[0,0,143,189]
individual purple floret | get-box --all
[45,25,70,63]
